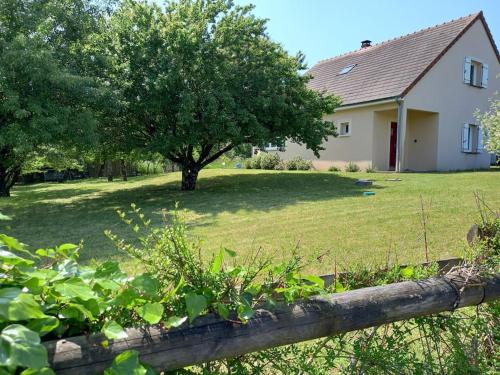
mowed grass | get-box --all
[0,169,498,274]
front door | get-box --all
[389,122,397,170]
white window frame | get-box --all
[461,123,483,154]
[463,56,488,88]
[263,141,285,152]
[337,120,352,137]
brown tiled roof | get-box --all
[308,12,499,106]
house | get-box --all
[273,12,499,171]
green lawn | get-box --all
[0,169,498,274]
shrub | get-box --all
[274,161,286,170]
[260,153,281,170]
[345,161,360,172]
[328,165,340,172]
[244,158,253,169]
[286,156,312,171]
[250,154,262,169]
[136,160,164,175]
[365,164,377,173]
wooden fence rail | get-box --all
[45,267,500,374]
[45,269,500,375]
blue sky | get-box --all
[233,0,500,68]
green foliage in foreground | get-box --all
[0,206,498,374]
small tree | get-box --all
[475,96,500,155]
[103,0,340,190]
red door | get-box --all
[389,122,398,170]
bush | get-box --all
[286,156,312,171]
[250,154,262,169]
[136,160,164,175]
[260,153,281,170]
[244,158,253,169]
[328,165,340,172]
[345,161,360,172]
[274,161,286,170]
[365,164,377,173]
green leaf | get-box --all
[54,278,96,301]
[237,304,255,322]
[0,213,11,221]
[27,317,60,337]
[215,303,229,320]
[102,320,128,340]
[104,350,155,375]
[400,266,414,279]
[165,316,187,328]
[112,288,140,308]
[244,284,261,297]
[0,249,34,266]
[135,303,164,324]
[0,234,25,251]
[223,247,237,257]
[300,274,325,289]
[56,244,79,259]
[1,324,48,369]
[185,293,207,323]
[334,281,346,293]
[0,288,47,321]
[131,275,160,297]
[210,249,224,273]
[95,261,125,279]
[59,303,95,321]
[21,368,55,375]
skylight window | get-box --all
[338,64,356,75]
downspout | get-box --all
[395,97,405,172]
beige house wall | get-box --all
[404,110,439,171]
[404,20,500,170]
[277,103,397,170]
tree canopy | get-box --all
[102,0,340,190]
[476,97,500,155]
[0,0,109,196]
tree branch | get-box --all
[200,144,234,168]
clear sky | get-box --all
[233,0,500,68]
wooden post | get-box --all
[45,270,499,374]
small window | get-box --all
[338,121,351,136]
[338,64,356,75]
[464,57,488,88]
[462,123,483,153]
[264,141,285,152]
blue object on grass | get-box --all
[363,191,375,196]
[235,162,242,169]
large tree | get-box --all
[103,0,340,190]
[0,0,110,196]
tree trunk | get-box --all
[0,165,20,198]
[181,166,199,191]
[105,160,113,182]
[121,159,128,181]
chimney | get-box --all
[361,40,372,48]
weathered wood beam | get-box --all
[45,269,499,374]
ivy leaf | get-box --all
[103,350,155,375]
[54,278,96,301]
[95,261,125,280]
[0,213,11,221]
[135,303,164,324]
[27,317,60,337]
[185,293,207,323]
[102,320,128,340]
[165,316,187,328]
[1,324,48,369]
[56,244,79,259]
[0,288,47,321]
